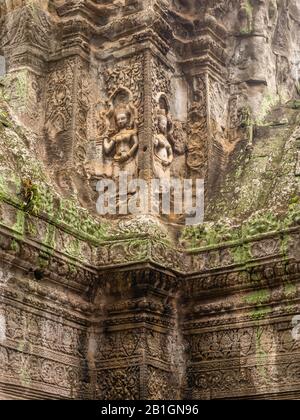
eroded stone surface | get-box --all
[0,0,299,400]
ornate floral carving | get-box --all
[1,4,52,52]
[97,367,140,400]
[187,74,208,177]
[0,0,300,403]
[45,58,74,165]
[103,55,144,122]
[0,344,85,397]
[147,366,177,400]
[151,56,172,99]
[75,61,90,167]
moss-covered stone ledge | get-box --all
[0,195,99,294]
[0,174,299,280]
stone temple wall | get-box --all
[0,0,299,399]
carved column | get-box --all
[139,49,154,182]
[44,57,90,187]
[93,269,185,400]
[179,12,229,194]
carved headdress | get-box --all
[106,87,138,135]
[155,94,173,135]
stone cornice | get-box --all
[1,190,299,298]
[46,0,228,70]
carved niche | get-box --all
[151,56,186,180]
[103,55,144,124]
[153,94,174,183]
[102,87,139,180]
[86,87,139,181]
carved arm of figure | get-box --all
[129,132,139,158]
[103,135,115,155]
[166,141,174,166]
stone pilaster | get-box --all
[43,1,92,191]
[93,268,185,400]
[179,13,228,194]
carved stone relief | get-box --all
[186,74,209,179]
[0,0,300,402]
[102,89,139,180]
[153,95,174,182]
